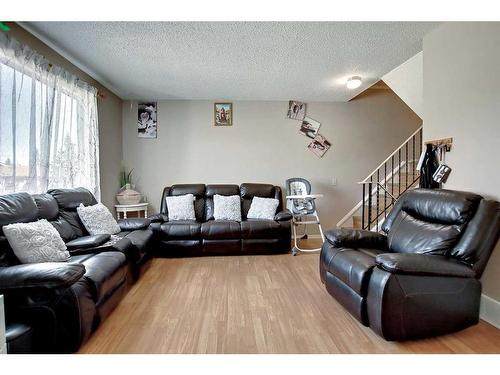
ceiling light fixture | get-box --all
[346,76,362,89]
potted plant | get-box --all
[116,167,142,205]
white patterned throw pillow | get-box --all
[165,194,196,221]
[3,219,70,263]
[213,194,242,221]
[247,197,280,220]
[77,203,121,235]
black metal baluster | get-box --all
[376,170,380,230]
[367,180,372,230]
[384,162,387,214]
[391,155,395,204]
[362,183,366,229]
[405,143,408,189]
[412,134,416,184]
[398,149,401,196]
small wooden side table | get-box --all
[115,203,149,219]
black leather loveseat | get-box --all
[150,183,292,256]
[0,188,153,353]
[320,188,500,341]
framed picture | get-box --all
[299,117,321,139]
[214,102,233,126]
[308,133,331,158]
[137,102,157,138]
[287,100,306,121]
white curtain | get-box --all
[0,34,100,199]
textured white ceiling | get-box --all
[23,22,439,101]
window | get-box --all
[0,34,100,198]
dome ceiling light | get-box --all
[346,76,362,89]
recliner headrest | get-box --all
[400,189,482,225]
[0,192,38,233]
[32,193,59,220]
[169,184,206,198]
[240,183,275,199]
[48,187,98,210]
[205,185,240,197]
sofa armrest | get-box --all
[376,253,476,278]
[275,210,293,221]
[0,263,85,291]
[118,218,152,231]
[325,228,387,249]
[148,213,168,223]
[66,234,110,250]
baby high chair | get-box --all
[285,178,325,256]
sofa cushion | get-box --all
[165,194,196,221]
[322,246,377,296]
[48,217,75,242]
[201,220,241,240]
[80,252,127,303]
[77,203,121,235]
[3,219,70,264]
[387,211,462,255]
[121,229,153,254]
[163,184,206,222]
[58,211,88,239]
[68,254,95,264]
[240,183,277,219]
[160,221,201,240]
[0,192,38,234]
[48,187,98,210]
[48,188,98,238]
[241,219,281,239]
[32,193,59,220]
[247,197,280,220]
[205,185,240,220]
[213,194,242,221]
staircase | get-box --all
[337,126,423,231]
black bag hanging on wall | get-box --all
[419,144,440,189]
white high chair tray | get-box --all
[286,194,324,199]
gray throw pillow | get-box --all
[77,203,121,235]
[3,219,70,263]
[166,194,196,221]
[213,194,242,221]
[247,197,279,220]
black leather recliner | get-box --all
[150,183,292,256]
[320,188,500,341]
[0,188,153,353]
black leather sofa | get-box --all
[0,188,153,353]
[150,183,292,256]
[320,188,500,340]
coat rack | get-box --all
[425,137,453,152]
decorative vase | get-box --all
[116,183,142,205]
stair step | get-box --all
[352,216,362,229]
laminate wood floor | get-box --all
[79,241,500,354]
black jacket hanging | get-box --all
[419,144,440,189]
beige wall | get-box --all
[423,22,500,301]
[7,23,123,211]
[122,90,421,230]
[383,52,423,118]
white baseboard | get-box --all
[480,294,500,329]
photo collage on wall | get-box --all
[286,100,331,158]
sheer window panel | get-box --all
[0,34,100,199]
